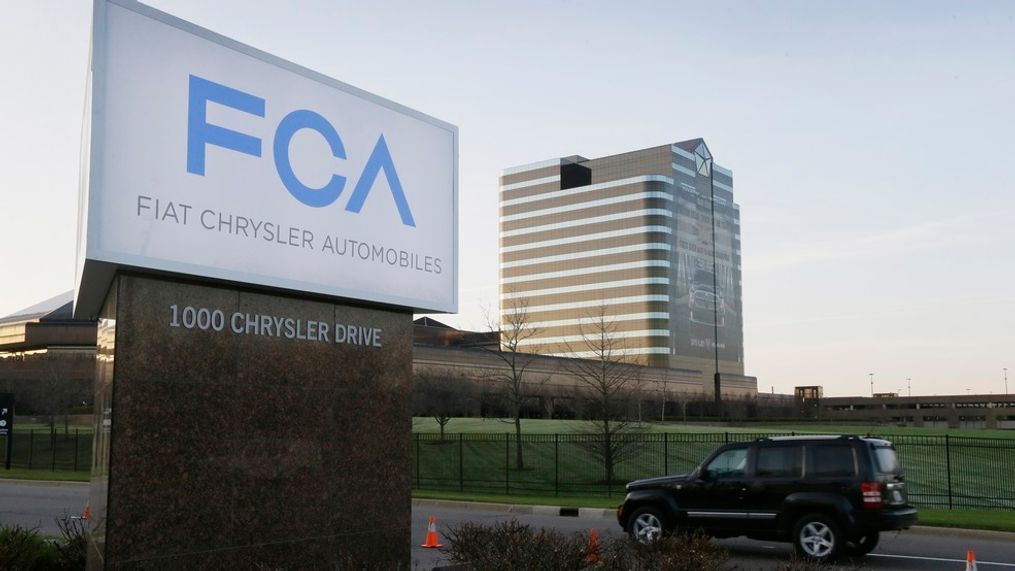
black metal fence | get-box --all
[5,428,1014,510]
[1,427,92,472]
[412,432,1015,510]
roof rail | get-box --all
[752,434,867,443]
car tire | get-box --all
[846,531,880,556]
[792,513,843,562]
[627,506,669,543]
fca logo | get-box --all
[186,75,416,226]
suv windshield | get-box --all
[873,446,901,476]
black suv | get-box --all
[616,435,917,562]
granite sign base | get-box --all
[87,274,413,569]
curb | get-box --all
[411,499,614,519]
[0,479,90,488]
[909,525,1015,542]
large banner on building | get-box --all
[75,0,458,317]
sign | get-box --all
[0,394,11,437]
[0,393,12,470]
[75,0,458,317]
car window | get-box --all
[809,445,856,477]
[873,446,901,476]
[705,448,747,479]
[755,446,803,478]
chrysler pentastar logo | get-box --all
[185,74,416,226]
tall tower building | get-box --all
[499,140,743,376]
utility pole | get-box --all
[1005,368,1008,395]
[869,372,874,397]
[907,377,911,397]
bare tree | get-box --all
[411,370,476,441]
[481,295,544,470]
[563,305,645,485]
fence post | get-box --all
[724,432,729,444]
[415,433,421,489]
[505,433,510,495]
[458,433,464,492]
[28,429,34,469]
[664,432,669,474]
[74,429,80,472]
[554,434,559,497]
[945,435,953,510]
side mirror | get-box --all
[697,468,712,482]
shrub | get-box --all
[443,520,590,570]
[443,520,737,571]
[598,533,733,571]
[52,514,88,570]
[0,524,59,571]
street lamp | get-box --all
[869,372,874,397]
[907,377,911,397]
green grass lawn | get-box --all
[411,418,1015,511]
[0,468,89,482]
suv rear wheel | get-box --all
[628,506,668,543]
[792,513,843,562]
[846,531,880,556]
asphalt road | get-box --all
[4,481,1014,570]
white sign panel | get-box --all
[75,0,458,317]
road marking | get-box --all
[870,554,1015,568]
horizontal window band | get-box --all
[502,243,671,269]
[503,267,669,293]
[671,145,695,161]
[502,286,671,309]
[713,180,733,193]
[672,162,696,178]
[523,312,670,329]
[501,226,672,253]
[517,329,671,347]
[502,260,670,285]
[501,209,673,238]
[518,304,672,326]
[502,294,671,315]
[503,252,670,280]
[501,175,673,207]
[546,347,672,358]
[501,277,670,299]
[501,199,673,235]
[713,163,733,177]
[500,175,561,192]
[502,191,673,223]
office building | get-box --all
[499,140,744,377]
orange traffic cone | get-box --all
[585,528,600,564]
[82,505,91,521]
[966,550,978,571]
[420,516,443,548]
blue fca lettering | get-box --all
[186,74,416,226]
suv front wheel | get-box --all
[792,513,843,562]
[627,506,668,543]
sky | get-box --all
[1,1,1013,397]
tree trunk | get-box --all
[514,416,524,470]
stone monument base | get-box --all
[88,274,412,569]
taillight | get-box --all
[861,482,883,510]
